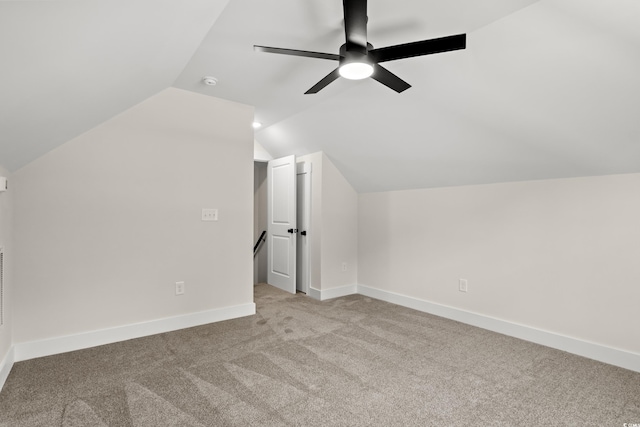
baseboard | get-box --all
[14,303,256,362]
[6,286,639,380]
[357,284,640,373]
[308,287,322,300]
[309,284,358,301]
[0,345,15,393]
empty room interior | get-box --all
[1,0,639,425]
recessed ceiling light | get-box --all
[252,121,262,129]
[202,76,218,86]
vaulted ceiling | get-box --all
[2,0,639,192]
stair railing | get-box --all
[253,230,267,256]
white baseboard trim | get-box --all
[5,285,639,385]
[309,284,358,301]
[0,345,15,393]
[14,303,256,363]
[308,287,322,300]
[357,284,640,373]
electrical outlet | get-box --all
[459,279,468,293]
[175,281,185,295]
[341,262,348,272]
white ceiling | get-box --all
[0,0,231,171]
[2,0,640,192]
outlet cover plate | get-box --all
[175,281,185,295]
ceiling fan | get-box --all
[254,0,466,94]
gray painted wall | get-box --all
[0,165,12,367]
[359,173,640,354]
[12,88,254,344]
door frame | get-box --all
[296,162,311,294]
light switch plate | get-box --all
[202,208,218,221]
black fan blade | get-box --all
[370,33,466,63]
[343,0,368,49]
[371,64,411,93]
[254,45,340,61]
[305,68,341,94]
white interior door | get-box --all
[296,162,311,294]
[267,155,297,293]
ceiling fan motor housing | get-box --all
[338,43,375,80]
[339,43,373,67]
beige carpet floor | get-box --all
[1,283,639,426]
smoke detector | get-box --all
[202,76,218,86]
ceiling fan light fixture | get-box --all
[254,0,466,94]
[339,62,374,80]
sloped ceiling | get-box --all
[2,0,640,192]
[0,0,231,171]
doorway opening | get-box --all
[253,158,310,294]
[296,161,310,294]
[253,161,268,285]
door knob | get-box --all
[287,228,298,234]
[300,231,307,236]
